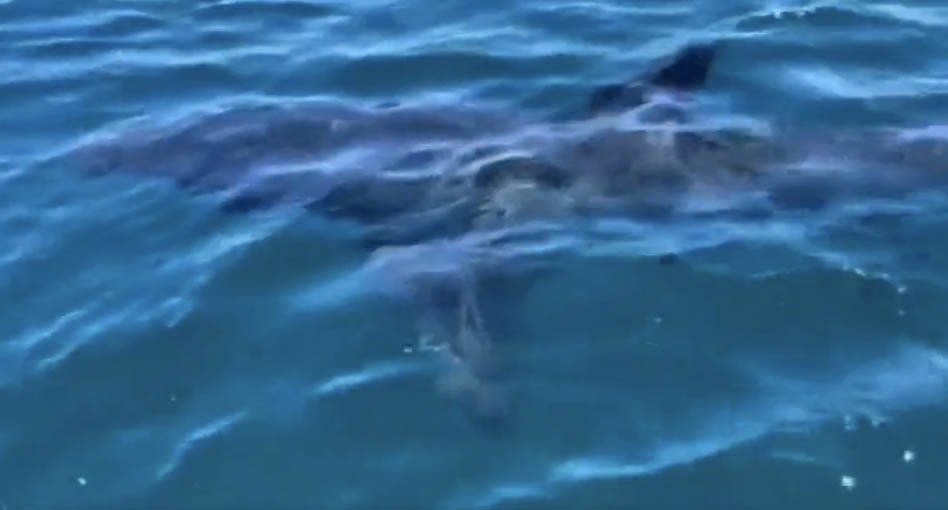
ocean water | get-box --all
[3,0,948,509]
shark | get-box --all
[61,43,948,430]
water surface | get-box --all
[2,0,948,508]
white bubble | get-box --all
[76,477,87,486]
[840,475,856,490]
[903,450,915,463]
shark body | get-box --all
[63,43,948,429]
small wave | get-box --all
[786,66,948,100]
[583,216,809,258]
[734,1,938,31]
[758,343,948,425]
[552,427,766,482]
[8,306,89,354]
[14,37,124,59]
[310,360,429,398]
[87,10,167,38]
[770,450,823,465]
[472,484,550,509]
[862,4,948,28]
[184,215,291,267]
[192,1,338,21]
[32,307,139,371]
[9,293,196,381]
[543,2,693,17]
[462,425,767,509]
[319,51,589,95]
[466,343,948,508]
[156,410,249,481]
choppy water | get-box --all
[3,0,948,508]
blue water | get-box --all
[3,0,948,508]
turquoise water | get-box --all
[3,0,948,508]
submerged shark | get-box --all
[69,43,948,234]
[63,43,948,429]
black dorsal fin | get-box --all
[584,43,718,116]
[649,43,717,90]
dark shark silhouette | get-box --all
[70,44,716,222]
[69,43,946,238]
[63,43,948,430]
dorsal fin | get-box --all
[649,43,717,90]
[585,43,718,116]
